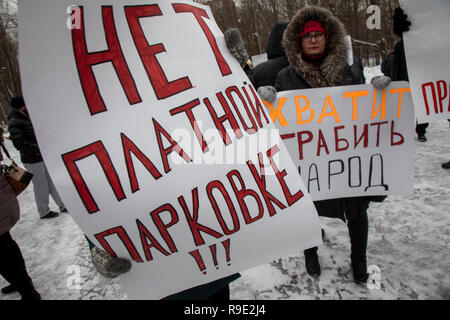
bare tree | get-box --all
[0,0,20,123]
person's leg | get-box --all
[443,121,450,168]
[0,232,18,293]
[415,123,429,141]
[304,246,320,278]
[347,212,369,284]
[1,284,17,294]
[0,232,41,300]
[44,163,66,212]
[23,162,53,218]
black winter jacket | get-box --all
[275,63,356,91]
[275,6,381,222]
[350,56,366,85]
[7,108,43,164]
[248,22,290,89]
[392,38,409,82]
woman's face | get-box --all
[301,32,327,56]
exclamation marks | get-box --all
[222,238,231,266]
[209,244,218,269]
[189,249,206,274]
[189,239,231,274]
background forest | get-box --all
[195,0,400,63]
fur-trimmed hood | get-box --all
[283,6,349,87]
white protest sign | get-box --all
[399,0,450,124]
[18,0,321,299]
[251,53,268,67]
[262,82,415,201]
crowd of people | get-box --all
[1,5,448,301]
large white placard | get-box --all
[18,0,321,299]
[399,0,450,124]
[262,82,415,201]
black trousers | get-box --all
[0,231,34,296]
[347,213,369,263]
[416,123,429,136]
[305,213,369,263]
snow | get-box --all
[1,66,449,300]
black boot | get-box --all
[351,259,368,285]
[304,247,321,278]
[19,285,41,300]
[1,284,17,294]
[347,213,369,284]
[416,123,428,142]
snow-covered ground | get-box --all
[1,66,449,300]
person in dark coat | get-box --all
[350,56,366,84]
[248,22,290,89]
[391,7,429,142]
[0,147,41,299]
[7,96,66,219]
[274,6,388,285]
[381,50,394,78]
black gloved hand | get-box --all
[393,7,411,37]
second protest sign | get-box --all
[263,82,415,201]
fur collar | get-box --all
[283,6,348,88]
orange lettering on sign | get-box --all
[371,89,387,120]
[262,98,289,127]
[295,95,315,125]
[318,94,341,124]
[390,88,411,118]
[343,90,369,121]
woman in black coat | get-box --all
[274,6,383,284]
